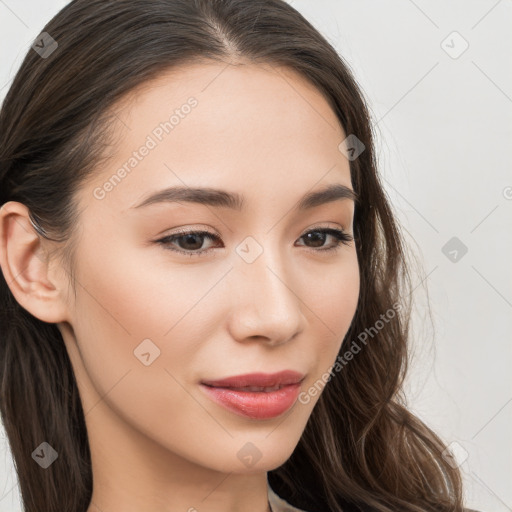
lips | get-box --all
[199,370,306,419]
[200,370,305,389]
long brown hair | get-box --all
[0,1,465,511]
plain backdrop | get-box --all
[1,1,511,511]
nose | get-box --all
[225,245,305,346]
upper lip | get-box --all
[201,370,305,388]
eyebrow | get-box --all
[130,183,358,211]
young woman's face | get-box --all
[60,62,359,477]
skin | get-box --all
[0,62,360,512]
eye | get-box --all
[155,227,353,257]
[296,228,353,253]
[156,229,221,257]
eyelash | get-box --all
[155,227,353,258]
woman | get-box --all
[0,1,478,511]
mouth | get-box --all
[199,371,305,420]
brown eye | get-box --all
[157,230,220,257]
[297,228,353,252]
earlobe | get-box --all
[0,201,70,324]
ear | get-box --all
[0,201,70,324]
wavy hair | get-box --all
[0,1,465,511]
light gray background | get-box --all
[1,1,511,511]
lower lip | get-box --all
[200,383,301,419]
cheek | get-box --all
[299,252,360,372]
[68,236,210,398]
[302,250,359,329]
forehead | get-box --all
[85,61,352,214]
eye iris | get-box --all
[179,233,204,250]
[304,231,326,247]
